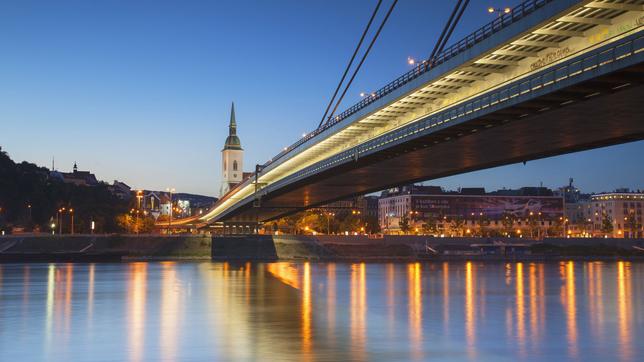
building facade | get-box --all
[585,191,643,238]
[378,185,564,236]
[49,162,99,186]
[220,102,244,197]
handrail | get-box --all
[261,0,553,169]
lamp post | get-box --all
[57,207,65,235]
[487,6,511,17]
[136,190,143,235]
[326,212,335,235]
[69,208,74,235]
[166,187,175,234]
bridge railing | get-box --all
[261,0,553,169]
[265,34,643,190]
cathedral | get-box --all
[219,102,244,197]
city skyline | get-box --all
[2,0,643,197]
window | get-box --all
[233,160,238,171]
[224,160,227,171]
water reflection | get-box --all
[0,261,642,362]
[326,263,336,344]
[160,262,179,362]
[386,263,395,335]
[587,262,605,345]
[617,261,632,361]
[516,262,526,357]
[442,262,449,332]
[562,261,578,358]
[350,263,367,361]
[128,263,147,362]
[87,264,95,325]
[465,261,476,359]
[408,263,422,360]
[301,262,311,355]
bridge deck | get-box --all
[170,0,644,225]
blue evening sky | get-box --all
[1,0,642,197]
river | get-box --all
[0,261,641,361]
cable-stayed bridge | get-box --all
[170,0,644,228]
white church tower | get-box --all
[220,102,244,197]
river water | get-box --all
[0,261,641,361]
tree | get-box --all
[624,212,641,238]
[600,215,614,236]
[501,212,515,237]
[527,215,539,239]
[449,216,465,237]
[116,213,155,234]
[476,214,491,237]
[363,215,380,234]
[0,148,129,233]
[421,215,438,235]
[337,210,361,234]
[296,210,324,234]
[276,215,299,234]
[399,214,410,235]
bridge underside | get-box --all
[223,64,644,223]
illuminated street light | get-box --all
[69,208,74,235]
[488,6,511,16]
[407,56,416,65]
[166,187,175,233]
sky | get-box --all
[1,0,642,197]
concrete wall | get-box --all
[211,234,644,261]
[2,234,642,261]
[0,235,212,259]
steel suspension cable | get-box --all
[317,0,384,129]
[324,0,399,128]
[427,0,463,63]
[435,0,470,57]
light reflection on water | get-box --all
[0,261,642,362]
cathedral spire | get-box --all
[223,102,242,150]
[229,102,237,132]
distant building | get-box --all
[220,102,244,197]
[586,191,643,238]
[364,196,379,218]
[109,180,132,200]
[141,190,216,219]
[320,197,367,213]
[378,184,564,236]
[142,192,162,213]
[50,162,99,186]
[174,193,217,217]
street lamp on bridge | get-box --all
[487,6,511,17]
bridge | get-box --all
[170,0,644,229]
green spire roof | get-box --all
[223,102,242,150]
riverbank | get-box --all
[212,234,644,261]
[1,234,643,262]
[0,235,211,262]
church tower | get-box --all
[220,102,244,197]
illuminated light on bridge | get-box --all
[165,0,644,228]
